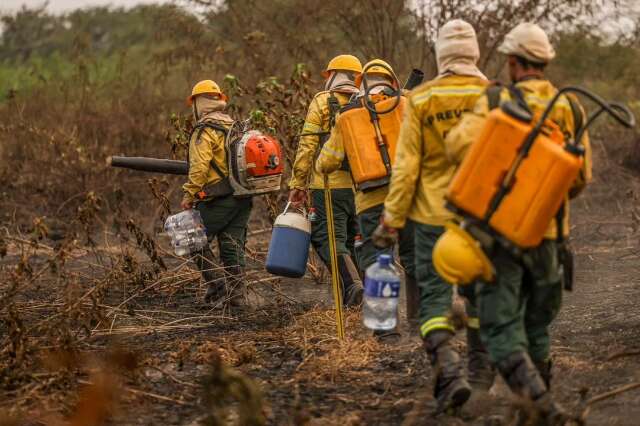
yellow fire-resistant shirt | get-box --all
[445,79,593,239]
[289,91,354,190]
[384,75,489,228]
[182,116,233,204]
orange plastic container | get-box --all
[336,96,406,190]
[447,106,583,248]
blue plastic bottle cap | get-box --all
[378,254,392,266]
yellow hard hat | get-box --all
[432,222,494,285]
[356,59,396,86]
[322,54,363,78]
[187,79,227,105]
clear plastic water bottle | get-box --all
[363,254,400,330]
[164,210,208,256]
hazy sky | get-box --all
[2,0,638,38]
[1,0,165,13]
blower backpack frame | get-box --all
[194,119,284,198]
[226,120,284,197]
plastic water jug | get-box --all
[265,203,311,278]
[164,209,209,256]
[363,254,401,330]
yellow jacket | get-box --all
[289,91,354,190]
[314,95,390,214]
[384,75,489,228]
[182,113,234,204]
[445,79,593,239]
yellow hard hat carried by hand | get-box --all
[322,54,363,78]
[355,58,397,87]
[432,222,494,285]
[187,79,227,105]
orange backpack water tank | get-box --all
[336,96,406,191]
[447,103,583,248]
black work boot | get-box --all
[466,327,495,391]
[424,330,472,415]
[534,359,552,390]
[405,275,420,328]
[225,266,246,307]
[338,255,363,307]
[497,352,570,425]
[195,248,225,304]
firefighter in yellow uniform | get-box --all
[444,23,592,423]
[181,80,253,306]
[315,59,417,332]
[289,55,364,306]
[375,20,491,413]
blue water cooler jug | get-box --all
[265,203,311,278]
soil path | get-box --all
[117,140,638,425]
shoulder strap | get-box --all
[487,83,533,116]
[327,92,341,129]
[299,93,344,142]
[190,122,230,178]
[193,121,229,136]
[507,85,533,114]
[486,84,504,110]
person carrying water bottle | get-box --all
[181,80,252,306]
[373,21,492,414]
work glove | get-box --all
[288,188,307,207]
[372,220,398,248]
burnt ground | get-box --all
[1,137,639,426]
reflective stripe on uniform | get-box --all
[522,94,571,112]
[413,85,486,106]
[420,316,455,338]
[467,316,480,330]
[319,144,345,160]
[302,122,323,133]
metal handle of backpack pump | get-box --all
[483,86,636,223]
[531,87,634,151]
[361,61,402,116]
[574,100,634,145]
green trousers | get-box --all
[310,189,358,266]
[358,204,416,279]
[196,195,253,268]
[477,240,563,364]
[413,224,479,337]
